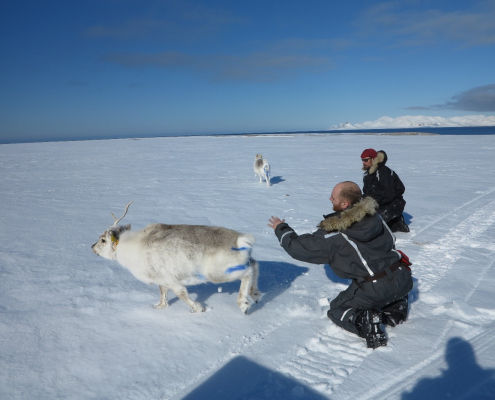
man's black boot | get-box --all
[355,309,387,349]
[382,296,408,327]
[388,215,409,233]
[382,311,405,327]
[396,215,410,233]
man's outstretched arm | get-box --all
[268,216,329,265]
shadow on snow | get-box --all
[269,176,285,185]
[403,212,413,226]
[254,175,285,185]
[181,355,328,400]
[401,337,495,399]
[168,261,309,314]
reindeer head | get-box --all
[255,154,263,160]
[92,202,133,259]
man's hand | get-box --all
[268,216,285,230]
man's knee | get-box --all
[328,305,353,322]
[327,307,361,336]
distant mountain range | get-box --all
[330,115,495,130]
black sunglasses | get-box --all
[362,157,371,162]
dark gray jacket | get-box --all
[274,197,401,281]
[363,150,405,207]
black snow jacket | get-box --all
[274,197,401,281]
[363,150,405,206]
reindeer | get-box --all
[254,154,271,187]
[92,202,261,314]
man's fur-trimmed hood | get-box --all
[318,196,379,232]
[366,150,387,174]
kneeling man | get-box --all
[361,148,409,232]
[268,181,413,348]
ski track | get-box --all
[355,257,495,400]
[410,186,495,239]
[350,195,495,399]
[415,199,495,293]
[278,324,372,396]
[361,323,495,400]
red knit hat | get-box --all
[361,148,377,159]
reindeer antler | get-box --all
[111,201,133,226]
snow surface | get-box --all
[331,115,495,130]
[1,133,495,400]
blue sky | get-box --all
[1,0,495,143]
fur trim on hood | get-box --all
[366,150,387,174]
[317,197,379,232]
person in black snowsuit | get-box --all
[268,181,413,348]
[361,148,410,233]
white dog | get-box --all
[254,154,271,187]
[92,202,261,314]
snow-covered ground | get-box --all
[1,133,495,400]
[330,115,495,130]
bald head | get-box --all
[330,181,362,211]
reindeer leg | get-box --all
[249,259,261,303]
[171,285,205,313]
[237,272,254,314]
[154,285,169,309]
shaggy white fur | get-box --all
[92,208,260,314]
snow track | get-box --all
[411,186,495,239]
[279,324,372,396]
[415,198,495,293]
[349,323,495,400]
